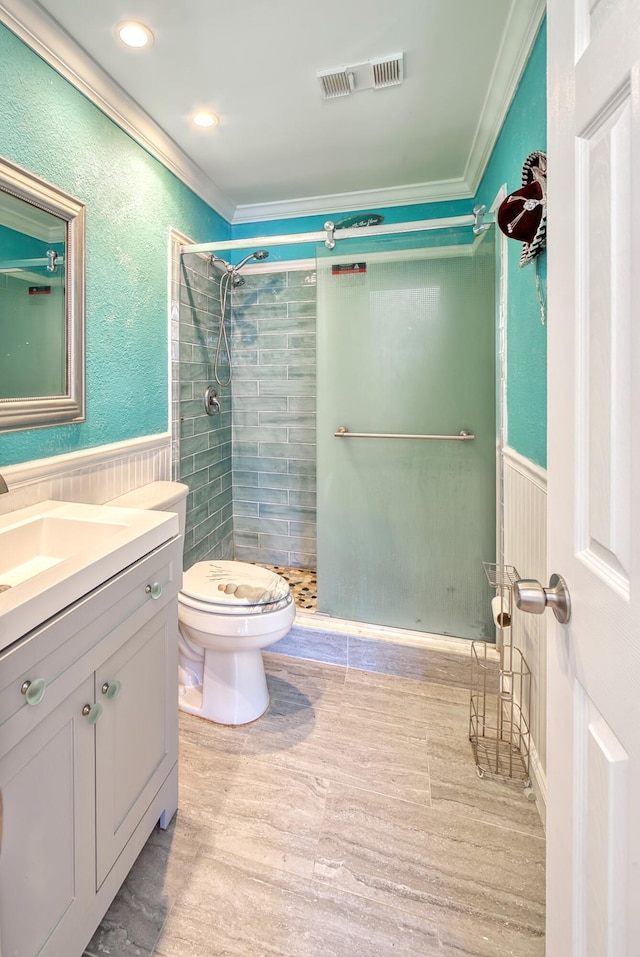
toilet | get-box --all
[107,481,295,725]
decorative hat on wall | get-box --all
[497,151,547,266]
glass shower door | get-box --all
[316,232,495,639]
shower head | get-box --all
[233,249,270,272]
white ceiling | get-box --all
[0,0,545,222]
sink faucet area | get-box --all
[0,499,179,652]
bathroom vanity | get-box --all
[0,501,182,957]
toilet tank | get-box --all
[107,481,189,539]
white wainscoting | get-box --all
[503,446,548,821]
[0,433,171,517]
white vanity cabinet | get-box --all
[0,532,181,957]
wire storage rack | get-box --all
[469,563,532,790]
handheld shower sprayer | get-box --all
[208,249,270,387]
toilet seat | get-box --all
[180,560,292,616]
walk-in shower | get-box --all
[209,249,269,385]
[178,213,497,640]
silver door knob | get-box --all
[514,574,571,624]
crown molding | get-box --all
[464,0,546,195]
[0,0,544,229]
[230,176,473,224]
[0,0,236,222]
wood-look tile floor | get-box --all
[84,653,545,957]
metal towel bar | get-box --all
[334,427,474,441]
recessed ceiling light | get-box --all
[117,21,154,49]
[192,112,219,129]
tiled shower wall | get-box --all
[173,241,233,569]
[230,267,317,568]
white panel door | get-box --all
[547,0,640,953]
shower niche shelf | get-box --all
[469,563,532,790]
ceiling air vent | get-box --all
[317,54,404,99]
[372,54,404,89]
[318,69,353,99]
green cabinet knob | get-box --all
[81,702,103,724]
[145,582,162,599]
[101,680,122,700]
[21,678,46,706]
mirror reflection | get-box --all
[0,156,85,432]
[0,193,66,399]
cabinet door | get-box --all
[95,609,177,888]
[0,677,95,957]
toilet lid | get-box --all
[181,561,291,610]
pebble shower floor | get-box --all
[257,564,318,612]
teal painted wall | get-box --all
[0,23,230,466]
[475,21,547,468]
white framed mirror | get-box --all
[0,155,85,431]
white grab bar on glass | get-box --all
[334,427,475,441]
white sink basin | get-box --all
[0,515,128,587]
[0,500,179,652]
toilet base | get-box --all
[178,647,270,726]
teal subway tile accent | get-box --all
[234,501,259,518]
[290,522,317,540]
[235,546,291,565]
[287,302,317,319]
[209,459,234,481]
[181,433,210,457]
[287,365,317,380]
[233,303,288,321]
[233,470,259,487]
[288,396,317,413]
[259,473,315,492]
[290,552,317,569]
[230,381,259,396]
[254,316,315,333]
[256,285,317,304]
[232,364,286,380]
[287,270,317,287]
[260,503,315,522]
[184,468,210,492]
[259,442,315,460]
[233,396,288,412]
[233,411,260,427]
[234,333,288,351]
[232,352,259,366]
[230,289,259,306]
[258,533,302,551]
[235,486,289,505]
[193,447,227,473]
[181,418,195,438]
[287,428,316,444]
[233,426,288,443]
[233,440,260,456]
[234,455,288,473]
[259,349,315,365]
[289,490,317,507]
[286,334,316,350]
[287,460,316,475]
[241,273,287,291]
[191,481,220,510]
[187,502,210,529]
[258,410,315,428]
[236,516,289,536]
[235,529,260,547]
[259,380,316,396]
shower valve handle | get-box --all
[204,386,221,415]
